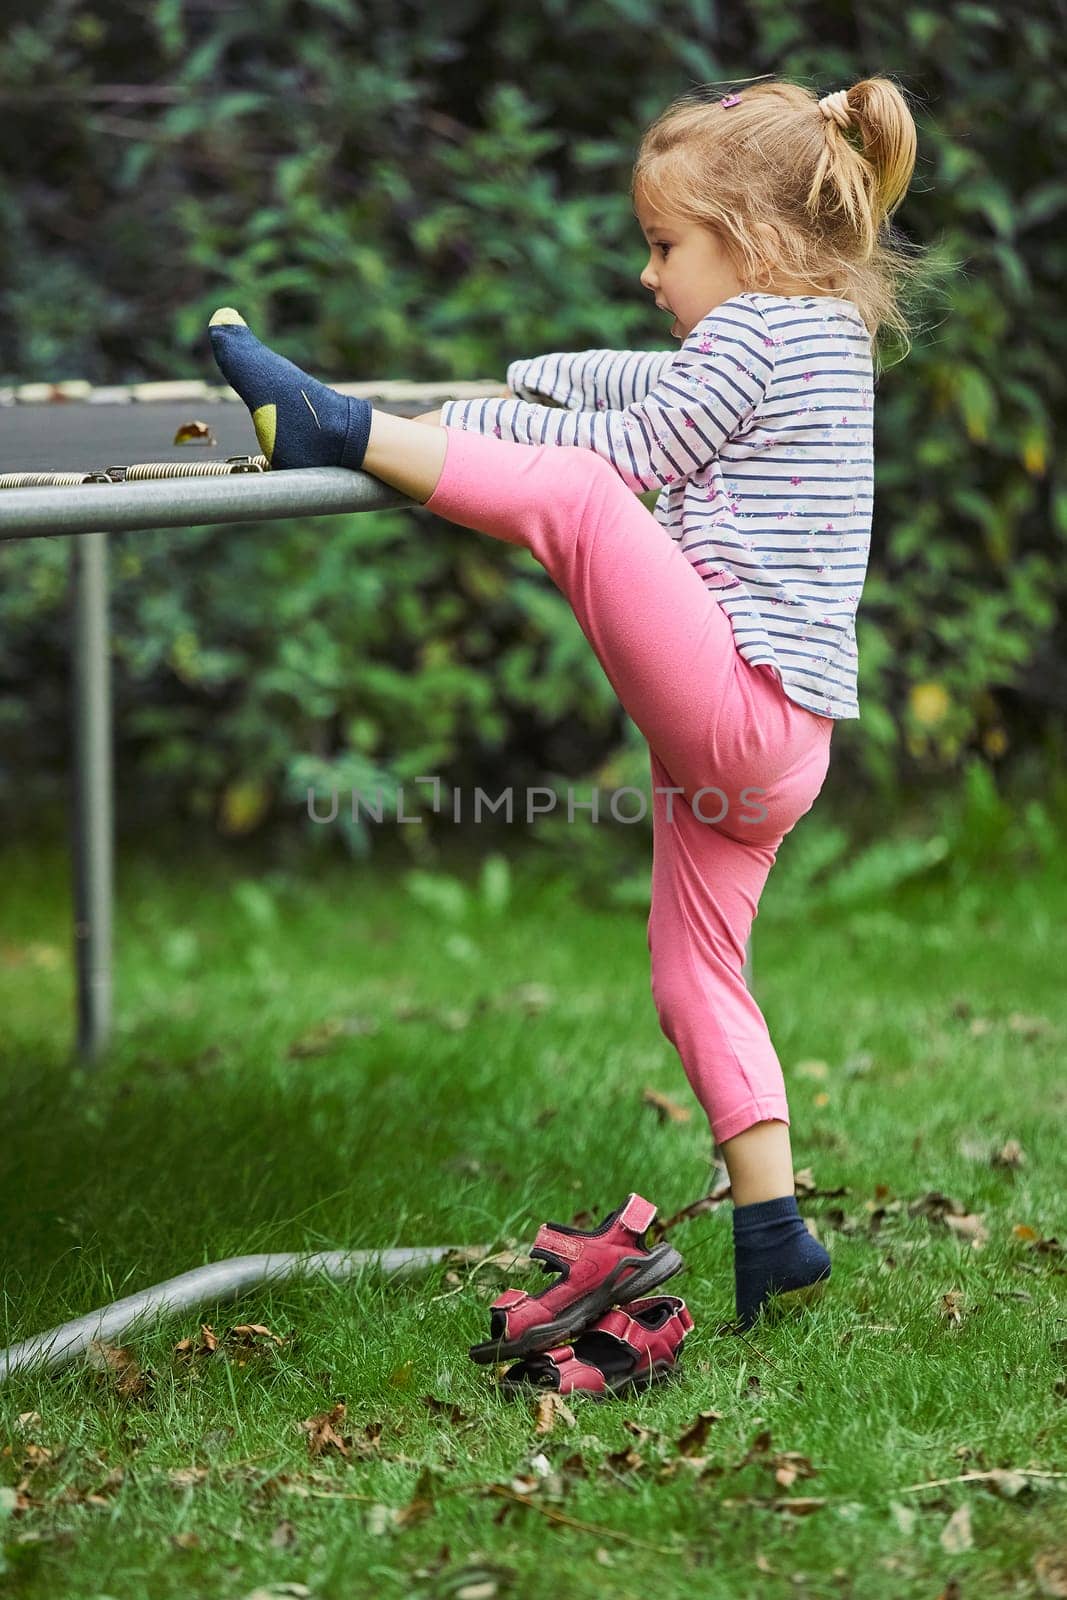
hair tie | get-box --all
[720,94,742,109]
[817,89,853,130]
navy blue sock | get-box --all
[732,1193,831,1330]
[208,308,373,472]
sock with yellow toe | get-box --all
[208,308,373,472]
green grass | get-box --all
[1,829,1065,1599]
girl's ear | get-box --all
[746,221,784,291]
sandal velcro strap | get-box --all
[531,1224,583,1261]
[593,1307,642,1342]
[536,1348,607,1393]
[491,1288,529,1311]
[595,1296,692,1362]
[618,1193,657,1235]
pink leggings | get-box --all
[422,427,835,1145]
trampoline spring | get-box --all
[0,470,113,489]
[120,460,267,481]
[1,461,273,491]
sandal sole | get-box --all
[469,1242,685,1365]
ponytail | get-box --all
[806,78,918,258]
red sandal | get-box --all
[500,1295,694,1396]
[468,1193,684,1365]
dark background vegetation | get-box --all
[1,0,1064,859]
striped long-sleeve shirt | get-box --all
[438,292,875,720]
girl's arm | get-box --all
[504,347,677,411]
[413,350,675,428]
[437,298,774,495]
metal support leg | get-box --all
[70,530,113,1062]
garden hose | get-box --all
[0,1245,471,1385]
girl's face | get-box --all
[634,189,745,342]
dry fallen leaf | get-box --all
[174,1325,218,1359]
[986,1467,1030,1499]
[993,1138,1025,1169]
[242,1585,311,1600]
[793,1170,849,1199]
[771,1496,825,1515]
[364,1503,398,1535]
[85,1340,151,1400]
[298,1403,350,1460]
[909,1190,964,1222]
[1006,1012,1054,1040]
[54,1465,123,1511]
[173,419,216,447]
[421,1395,468,1425]
[623,1418,661,1447]
[939,1502,973,1553]
[534,1392,576,1435]
[940,1290,966,1327]
[1034,1549,1067,1597]
[642,1087,692,1123]
[1012,1224,1062,1254]
[773,1452,817,1489]
[230,1323,286,1347]
[287,1014,379,1058]
[494,982,554,1015]
[676,1409,724,1456]
[168,1466,209,1488]
[18,1443,54,1474]
[943,1212,990,1250]
[889,1499,917,1534]
[736,1428,774,1468]
[718,1494,824,1514]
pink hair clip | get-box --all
[720,94,742,108]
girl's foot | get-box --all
[207,308,373,471]
[732,1192,831,1330]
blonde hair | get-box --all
[631,76,931,371]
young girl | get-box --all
[207,75,920,1331]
